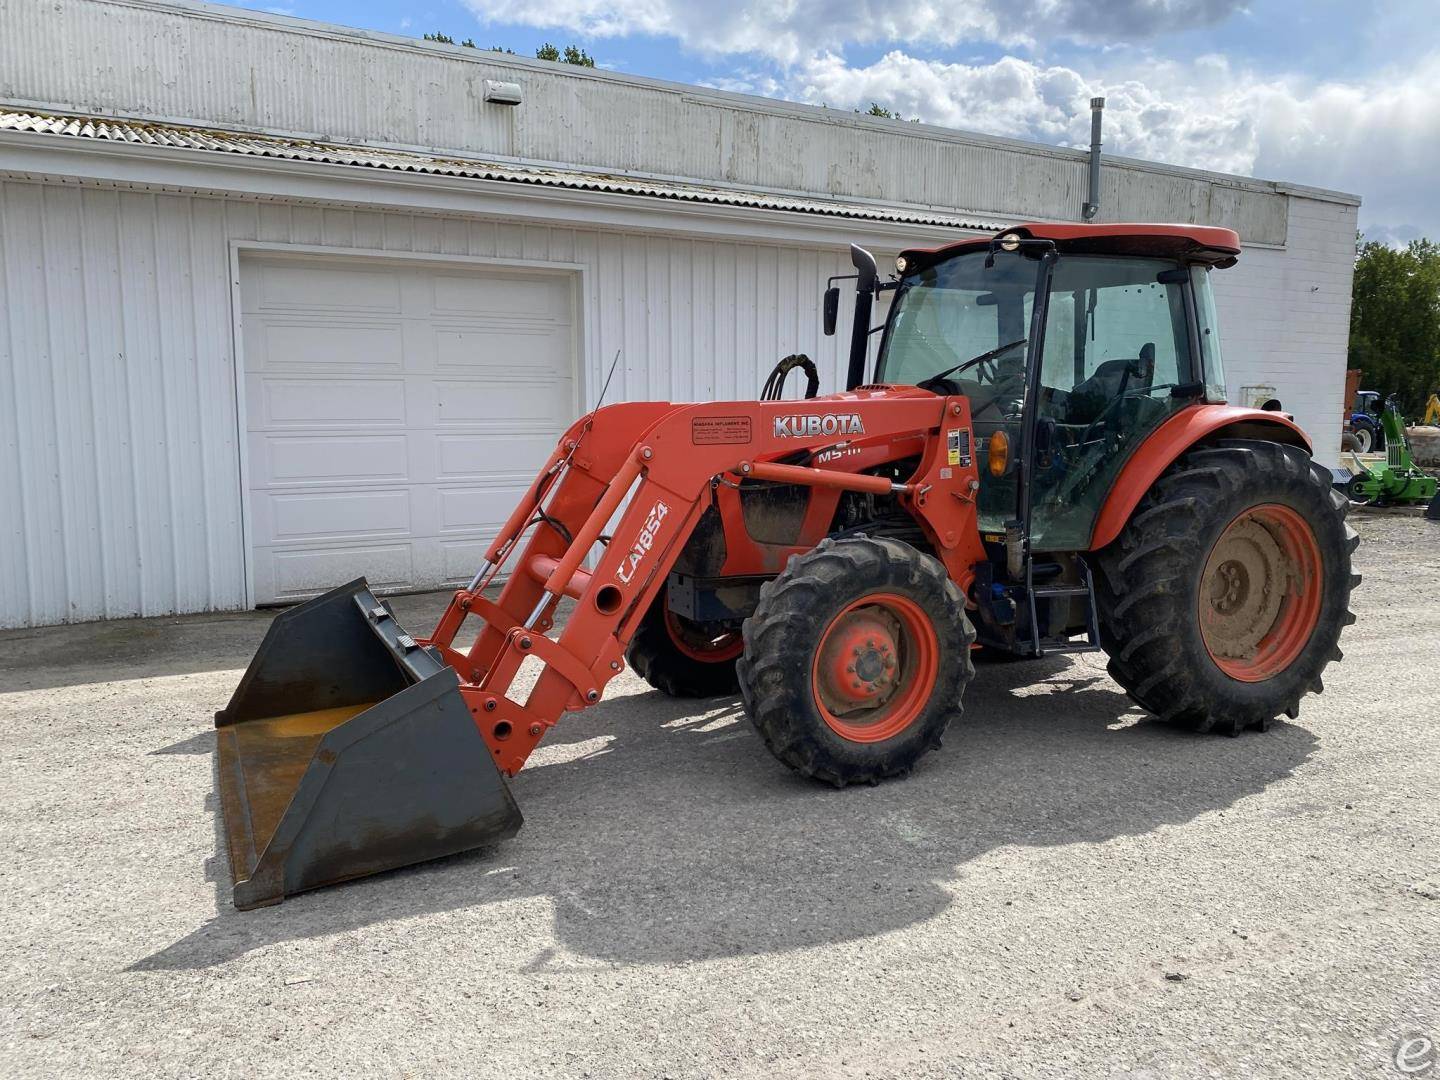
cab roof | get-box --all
[901,222,1242,272]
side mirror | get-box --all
[822,287,840,336]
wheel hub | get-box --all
[1200,519,1286,659]
[818,613,899,707]
[1198,504,1324,683]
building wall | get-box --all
[1211,194,1359,461]
[0,0,1301,244]
[0,178,864,628]
[0,172,1356,629]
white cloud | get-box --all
[786,49,1440,237]
[461,0,1245,64]
[458,0,1438,236]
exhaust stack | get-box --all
[1082,97,1105,221]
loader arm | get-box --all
[424,389,985,776]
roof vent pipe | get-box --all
[1082,96,1104,220]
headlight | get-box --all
[997,232,1022,252]
[895,255,909,274]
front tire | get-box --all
[1093,439,1358,734]
[737,537,975,786]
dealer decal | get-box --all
[691,416,753,445]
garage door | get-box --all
[240,253,576,604]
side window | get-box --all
[1040,291,1076,388]
[1088,280,1186,383]
[1190,265,1228,401]
[1040,258,1191,394]
[1028,256,1196,552]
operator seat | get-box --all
[1066,342,1155,425]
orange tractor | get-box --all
[217,223,1358,908]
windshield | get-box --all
[876,251,1037,386]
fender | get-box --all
[1088,405,1311,551]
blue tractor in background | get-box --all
[1346,390,1386,453]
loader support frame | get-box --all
[421,392,986,776]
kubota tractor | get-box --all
[216,223,1358,909]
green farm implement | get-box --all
[1341,396,1438,506]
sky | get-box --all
[238,0,1439,243]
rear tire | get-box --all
[626,595,741,698]
[1093,439,1358,734]
[1353,424,1374,453]
[737,537,975,786]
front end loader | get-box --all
[216,223,1357,908]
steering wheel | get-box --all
[916,337,1027,397]
[1065,382,1178,462]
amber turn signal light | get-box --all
[988,430,1010,477]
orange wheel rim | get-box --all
[1198,503,1323,683]
[811,592,939,743]
[663,601,743,663]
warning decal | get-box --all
[946,428,972,467]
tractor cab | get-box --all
[845,224,1241,553]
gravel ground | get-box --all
[1,510,1438,1079]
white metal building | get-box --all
[0,0,1361,628]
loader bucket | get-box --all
[214,579,521,909]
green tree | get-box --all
[535,42,596,66]
[1349,237,1440,413]
[423,31,477,48]
[855,102,920,123]
[425,34,596,63]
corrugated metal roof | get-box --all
[0,109,1007,232]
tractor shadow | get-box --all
[134,652,1317,972]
